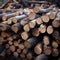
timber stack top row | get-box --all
[0,0,60,60]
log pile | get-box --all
[0,0,60,60]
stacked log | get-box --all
[0,1,60,60]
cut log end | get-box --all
[17,49,21,54]
[52,41,58,48]
[34,44,42,55]
[44,47,51,55]
[49,12,56,20]
[47,25,53,34]
[18,44,25,50]
[21,32,29,40]
[33,6,40,13]
[52,19,60,28]
[29,21,36,29]
[23,24,30,32]
[28,12,36,20]
[8,41,13,45]
[39,24,46,33]
[2,16,7,21]
[7,18,12,24]
[26,53,32,60]
[1,32,7,38]
[12,17,17,23]
[11,24,18,33]
[14,41,19,47]
[36,18,43,25]
[7,37,13,41]
[9,45,15,52]
[0,23,7,31]
[24,41,31,48]
[20,20,26,26]
[41,15,49,23]
[43,36,50,45]
[13,52,19,57]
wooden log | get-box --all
[7,18,13,25]
[11,23,21,33]
[15,11,21,16]
[22,49,28,54]
[24,37,38,48]
[36,18,43,25]
[52,41,58,48]
[48,12,56,20]
[20,18,29,26]
[12,14,27,23]
[29,19,36,29]
[33,5,43,13]
[32,28,40,37]
[21,32,29,40]
[52,30,59,39]
[2,21,7,24]
[41,15,49,23]
[47,4,56,10]
[28,12,36,20]
[0,9,21,13]
[23,8,33,15]
[35,54,48,60]
[0,13,6,20]
[43,36,50,45]
[1,31,7,38]
[43,45,52,55]
[52,19,60,28]
[18,44,25,50]
[20,53,25,58]
[34,43,42,55]
[2,13,16,21]
[17,49,21,54]
[14,41,19,47]
[47,25,53,34]
[39,24,46,33]
[9,45,15,52]
[0,23,10,31]
[23,24,30,32]
[26,52,33,60]
[13,52,19,57]
[52,48,59,57]
[8,41,13,46]
[33,4,55,14]
[7,37,13,41]
[56,11,60,19]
